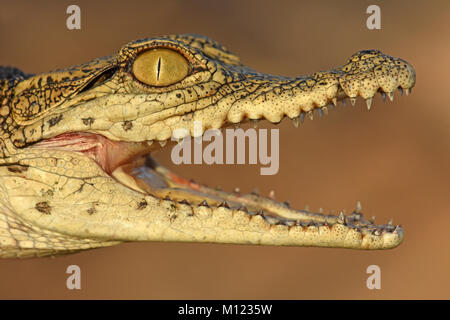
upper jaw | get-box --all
[110,49,414,140]
[16,46,415,150]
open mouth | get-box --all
[32,97,403,234]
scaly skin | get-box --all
[0,34,416,258]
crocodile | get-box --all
[0,34,416,258]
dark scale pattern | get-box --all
[10,56,117,124]
[0,66,32,81]
[0,56,118,151]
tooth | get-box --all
[332,98,337,107]
[239,206,248,213]
[304,205,310,211]
[350,97,356,106]
[371,216,376,222]
[388,219,393,225]
[199,200,209,207]
[356,201,362,213]
[233,187,240,193]
[300,112,305,123]
[373,229,381,236]
[322,106,328,116]
[399,88,403,96]
[319,207,323,213]
[292,117,299,128]
[284,220,296,227]
[233,123,239,129]
[366,97,372,110]
[159,140,167,147]
[251,119,259,128]
[219,201,230,209]
[338,212,345,224]
[268,190,275,199]
[317,108,323,117]
[307,111,313,120]
[388,92,394,102]
[381,92,387,103]
[406,88,411,96]
[147,140,154,146]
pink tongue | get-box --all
[34,132,145,174]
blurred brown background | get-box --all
[0,0,449,299]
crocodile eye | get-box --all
[132,49,189,86]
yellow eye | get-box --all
[132,49,189,86]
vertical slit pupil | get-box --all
[156,56,161,81]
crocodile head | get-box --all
[0,34,416,257]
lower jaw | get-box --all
[31,130,402,247]
[111,153,388,229]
